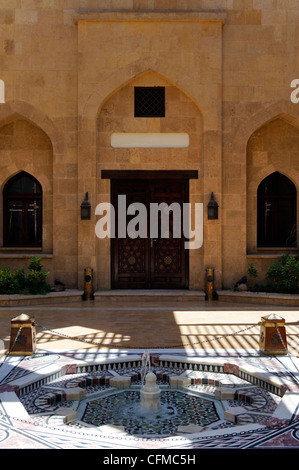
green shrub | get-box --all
[0,257,50,295]
[14,268,27,291]
[265,254,299,294]
[246,255,299,294]
[0,267,17,294]
[28,257,44,272]
[26,269,50,295]
[250,282,280,293]
[247,263,258,279]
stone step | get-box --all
[94,289,206,303]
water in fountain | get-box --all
[107,352,174,425]
[81,388,220,436]
[78,352,220,436]
[140,350,151,386]
[140,350,161,411]
[79,352,221,435]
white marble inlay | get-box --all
[111,133,189,148]
[0,80,4,104]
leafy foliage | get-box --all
[0,257,50,295]
[247,263,258,279]
[249,254,299,294]
[265,254,299,294]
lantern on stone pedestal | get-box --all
[9,313,36,356]
[259,313,287,355]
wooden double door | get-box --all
[111,178,189,289]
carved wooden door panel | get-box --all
[149,181,188,289]
[111,180,149,289]
[111,179,188,289]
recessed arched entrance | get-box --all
[96,71,203,290]
[246,115,299,253]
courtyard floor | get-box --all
[0,296,298,451]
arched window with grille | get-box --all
[257,172,297,247]
[3,172,42,247]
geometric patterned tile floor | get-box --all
[0,348,299,450]
[0,300,298,451]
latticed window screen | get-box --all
[134,87,165,117]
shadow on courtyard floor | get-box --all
[0,301,298,356]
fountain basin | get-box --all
[16,354,291,439]
[1,351,298,449]
[77,389,222,436]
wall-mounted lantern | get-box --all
[207,192,219,220]
[80,192,91,220]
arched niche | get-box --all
[3,171,43,247]
[0,114,53,251]
[257,172,297,248]
[95,70,204,290]
[96,69,203,173]
[246,116,299,252]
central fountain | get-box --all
[140,351,161,410]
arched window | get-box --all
[257,172,297,247]
[3,172,42,247]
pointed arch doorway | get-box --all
[102,170,198,289]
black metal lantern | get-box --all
[80,192,91,220]
[207,192,218,220]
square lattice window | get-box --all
[134,87,165,117]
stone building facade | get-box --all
[0,0,299,292]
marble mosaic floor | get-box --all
[0,348,298,449]
[0,299,298,450]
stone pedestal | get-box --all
[140,371,161,410]
[9,314,36,356]
[259,314,287,355]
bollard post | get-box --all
[83,267,94,300]
[9,314,36,356]
[205,267,214,301]
[258,313,287,355]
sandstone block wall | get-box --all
[0,0,298,290]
